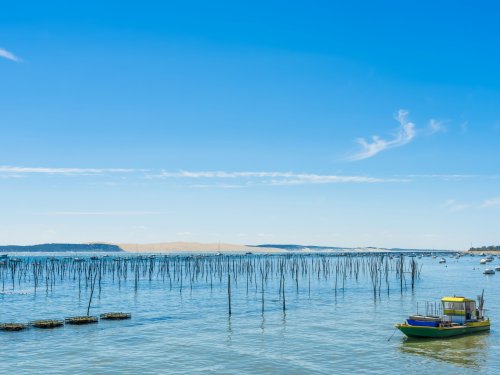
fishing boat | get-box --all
[483,269,495,275]
[495,265,500,272]
[480,258,488,264]
[396,294,490,338]
[439,257,446,264]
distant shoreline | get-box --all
[468,249,500,255]
[0,241,461,254]
[0,243,122,253]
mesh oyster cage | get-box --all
[65,316,99,325]
[99,312,131,320]
[31,319,65,329]
[0,323,28,331]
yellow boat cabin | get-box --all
[441,296,480,324]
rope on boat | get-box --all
[387,328,398,341]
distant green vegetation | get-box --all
[0,243,123,252]
[469,245,500,251]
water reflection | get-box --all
[226,316,232,343]
[400,332,489,369]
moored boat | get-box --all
[483,269,495,275]
[396,295,490,338]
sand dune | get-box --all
[115,242,281,253]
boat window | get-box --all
[443,302,466,316]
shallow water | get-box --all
[1,253,498,374]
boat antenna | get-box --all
[478,289,485,318]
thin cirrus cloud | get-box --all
[404,174,474,181]
[0,166,138,175]
[482,198,500,208]
[348,109,416,161]
[149,170,394,184]
[3,165,497,186]
[443,197,500,211]
[1,166,391,184]
[0,48,21,62]
[38,211,169,216]
[443,199,471,212]
[0,165,400,185]
[428,119,446,134]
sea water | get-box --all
[0,254,498,374]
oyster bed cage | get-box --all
[65,316,99,325]
[0,323,28,331]
[32,319,64,329]
[100,312,132,320]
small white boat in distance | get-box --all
[484,269,495,275]
[439,257,446,263]
[495,266,500,272]
[480,259,488,264]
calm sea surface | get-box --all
[1,253,499,374]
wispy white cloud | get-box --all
[405,174,475,181]
[4,165,498,187]
[349,109,416,161]
[152,171,298,179]
[267,174,395,185]
[443,199,471,212]
[150,170,396,185]
[38,211,168,216]
[482,198,500,208]
[442,197,500,211]
[428,119,446,134]
[0,166,137,175]
[0,48,21,62]
[0,165,407,184]
[189,184,248,189]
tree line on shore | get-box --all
[469,245,500,251]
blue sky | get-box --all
[1,1,500,249]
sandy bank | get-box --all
[115,242,282,253]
